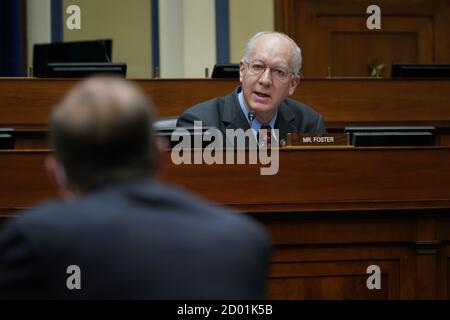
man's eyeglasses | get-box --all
[244,60,295,81]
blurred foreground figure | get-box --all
[0,77,270,299]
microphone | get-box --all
[248,110,256,122]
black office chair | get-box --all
[153,117,178,148]
[153,117,178,132]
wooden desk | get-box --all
[2,78,450,148]
[0,147,449,299]
[2,78,450,128]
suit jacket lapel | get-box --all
[222,87,251,132]
[275,101,297,141]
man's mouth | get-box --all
[254,91,271,98]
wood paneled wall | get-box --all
[275,0,450,78]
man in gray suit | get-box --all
[0,77,271,299]
[177,31,326,145]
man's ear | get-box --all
[45,155,77,200]
[239,60,245,82]
[288,74,301,96]
[45,155,62,187]
[46,156,80,200]
[154,137,169,180]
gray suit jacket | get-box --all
[177,86,326,142]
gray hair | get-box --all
[243,31,302,74]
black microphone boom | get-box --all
[248,110,256,122]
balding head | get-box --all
[243,31,302,74]
[50,77,157,192]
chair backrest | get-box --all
[153,117,178,132]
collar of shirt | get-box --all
[237,91,278,140]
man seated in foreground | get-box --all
[0,77,271,299]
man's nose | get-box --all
[258,67,273,86]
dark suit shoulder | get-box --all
[3,181,269,249]
[284,98,321,118]
[177,96,226,128]
[0,201,91,253]
[0,180,270,299]
[281,98,327,134]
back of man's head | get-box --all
[50,76,157,192]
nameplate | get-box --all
[287,133,349,146]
